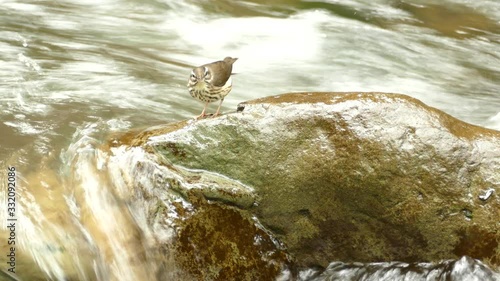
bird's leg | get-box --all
[213,99,224,117]
[196,102,209,119]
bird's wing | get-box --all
[206,61,233,87]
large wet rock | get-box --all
[112,92,500,277]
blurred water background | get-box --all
[0,0,499,280]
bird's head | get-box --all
[189,66,211,86]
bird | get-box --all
[187,57,238,119]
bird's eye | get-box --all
[190,73,196,79]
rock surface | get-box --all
[112,92,500,277]
[310,256,499,281]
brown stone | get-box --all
[113,92,500,274]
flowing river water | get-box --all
[0,0,499,280]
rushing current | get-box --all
[1,0,499,280]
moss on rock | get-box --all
[173,199,290,280]
[118,92,500,271]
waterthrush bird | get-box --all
[187,57,238,119]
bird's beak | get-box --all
[194,80,205,90]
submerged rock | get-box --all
[112,92,500,279]
[305,256,500,281]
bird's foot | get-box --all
[212,110,223,118]
[194,113,207,120]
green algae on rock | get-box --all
[112,92,500,277]
[174,201,290,281]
